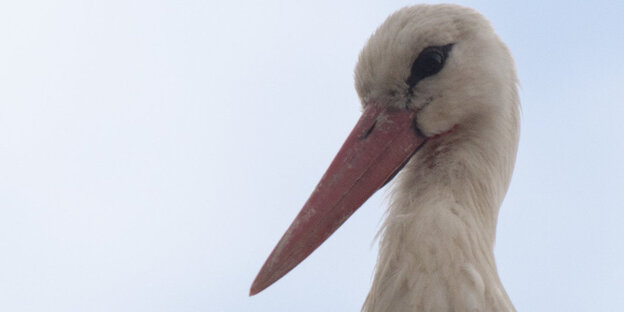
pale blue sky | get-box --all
[1,0,623,311]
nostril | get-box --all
[361,120,377,140]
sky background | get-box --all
[1,0,624,311]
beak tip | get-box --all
[249,273,270,296]
[249,282,260,296]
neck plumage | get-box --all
[363,112,519,312]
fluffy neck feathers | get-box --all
[363,111,518,312]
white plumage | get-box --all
[356,5,518,311]
[252,4,519,312]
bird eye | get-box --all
[407,44,453,88]
[418,50,444,75]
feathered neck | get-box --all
[362,111,519,312]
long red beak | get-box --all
[250,104,427,295]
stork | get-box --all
[251,4,519,311]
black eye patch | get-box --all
[407,44,454,89]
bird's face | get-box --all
[251,4,517,296]
[355,4,516,137]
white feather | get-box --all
[354,5,519,311]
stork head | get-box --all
[355,4,517,137]
[250,4,518,296]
